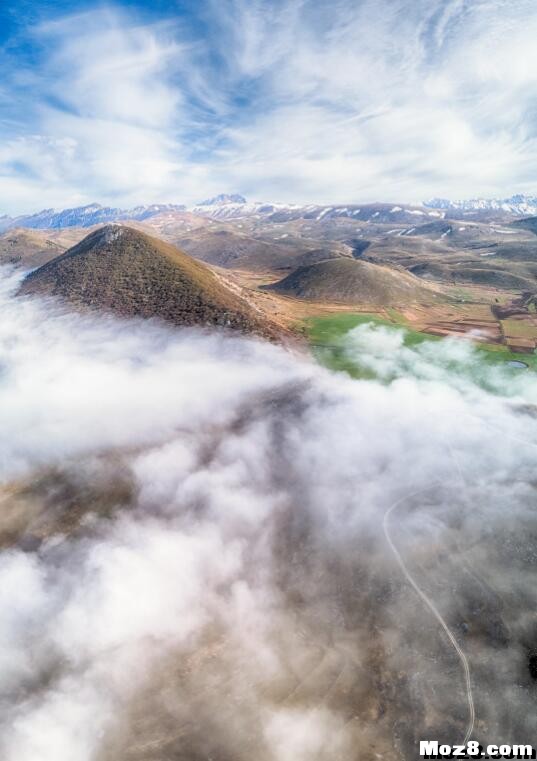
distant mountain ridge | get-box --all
[3,198,447,229]
[190,200,447,224]
[197,194,247,206]
[425,194,537,216]
[5,193,537,232]
[0,203,186,231]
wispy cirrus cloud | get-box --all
[0,7,189,212]
[1,0,537,213]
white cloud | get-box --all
[0,268,536,756]
[0,9,190,212]
[213,0,537,203]
[2,0,537,211]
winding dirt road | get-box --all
[383,487,475,745]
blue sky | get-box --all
[1,0,537,213]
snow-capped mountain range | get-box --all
[197,194,247,206]
[0,203,186,232]
[425,194,537,216]
[190,198,446,224]
[2,193,536,232]
[190,200,305,220]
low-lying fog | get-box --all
[0,266,536,760]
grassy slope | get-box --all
[19,225,276,337]
[265,257,438,305]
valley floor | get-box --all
[232,269,537,358]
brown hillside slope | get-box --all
[0,228,66,268]
[18,225,278,337]
[265,257,440,305]
[170,228,346,272]
[0,227,99,268]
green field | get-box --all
[305,313,537,383]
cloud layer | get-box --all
[0,267,536,759]
[1,0,537,212]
